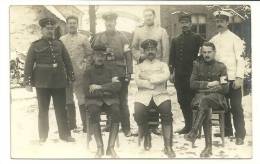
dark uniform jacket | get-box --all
[93,31,133,77]
[24,38,75,88]
[169,31,204,77]
[190,58,229,111]
[83,64,121,106]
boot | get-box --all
[144,131,152,151]
[79,105,87,133]
[184,108,206,145]
[200,111,212,158]
[66,104,77,130]
[162,124,176,158]
[106,123,119,158]
[93,122,104,158]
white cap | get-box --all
[213,10,233,17]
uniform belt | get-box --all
[36,63,58,68]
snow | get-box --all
[10,83,252,158]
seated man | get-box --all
[83,45,121,158]
[134,39,175,158]
[184,42,229,157]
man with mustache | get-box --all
[60,15,93,133]
[24,17,75,143]
[184,42,229,157]
[169,12,204,134]
[132,8,170,135]
[209,10,246,145]
[134,39,175,158]
[93,12,133,137]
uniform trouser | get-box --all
[88,103,121,124]
[175,75,194,129]
[119,80,131,133]
[36,88,71,140]
[225,81,246,139]
[134,99,173,128]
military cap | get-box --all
[39,17,56,28]
[213,10,233,21]
[102,11,118,21]
[141,39,158,50]
[93,44,107,52]
[177,11,192,22]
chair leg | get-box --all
[86,110,91,149]
[219,113,225,147]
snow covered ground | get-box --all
[10,82,252,159]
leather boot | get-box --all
[184,108,206,145]
[144,131,152,151]
[200,111,212,158]
[106,123,119,158]
[162,124,176,158]
[66,104,77,130]
[79,105,87,133]
[93,123,104,158]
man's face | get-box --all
[143,11,155,26]
[41,24,55,38]
[202,46,215,62]
[93,53,105,65]
[180,19,192,32]
[67,18,78,34]
[216,18,229,32]
[105,19,116,32]
[144,47,157,61]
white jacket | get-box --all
[210,30,245,80]
[134,59,170,106]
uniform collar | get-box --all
[144,58,159,64]
[182,30,192,35]
[218,29,230,35]
[203,59,216,65]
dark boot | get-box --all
[66,104,77,130]
[184,109,206,145]
[200,111,212,158]
[93,123,104,158]
[144,131,152,151]
[79,105,87,133]
[106,123,119,158]
[162,124,176,158]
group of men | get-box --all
[23,8,246,158]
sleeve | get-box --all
[161,28,170,64]
[190,61,209,90]
[23,43,36,86]
[131,29,142,61]
[149,63,170,84]
[61,42,75,81]
[134,65,154,89]
[169,38,176,74]
[233,37,245,79]
[101,80,121,93]
[83,69,104,98]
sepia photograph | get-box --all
[9,3,252,159]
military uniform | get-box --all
[83,45,121,158]
[92,12,133,135]
[60,32,93,131]
[185,57,229,157]
[169,13,204,133]
[24,18,75,141]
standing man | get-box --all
[132,8,170,135]
[93,12,133,137]
[169,12,204,134]
[60,15,93,133]
[210,10,246,145]
[132,8,170,64]
[24,17,75,142]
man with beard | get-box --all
[209,10,246,145]
[134,39,175,158]
[24,17,75,143]
[184,42,229,157]
[93,12,133,137]
[132,8,170,135]
[60,15,93,133]
[169,12,204,134]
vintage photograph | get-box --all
[10,4,252,158]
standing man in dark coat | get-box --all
[83,45,121,158]
[169,12,204,134]
[92,12,133,137]
[24,17,75,143]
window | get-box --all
[191,14,206,38]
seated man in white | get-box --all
[134,39,175,158]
